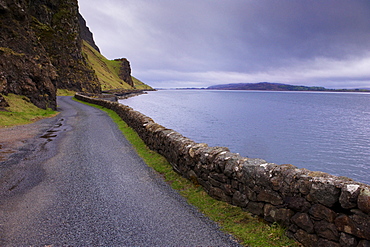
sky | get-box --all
[78,0,370,89]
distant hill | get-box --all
[207,82,370,92]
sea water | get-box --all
[120,90,370,185]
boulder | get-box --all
[339,232,357,247]
[314,220,339,241]
[309,204,337,223]
[358,187,370,214]
[335,214,370,240]
[291,212,314,233]
[339,184,361,209]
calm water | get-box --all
[120,90,370,185]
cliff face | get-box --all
[29,0,100,94]
[114,58,135,88]
[0,0,57,109]
[78,13,100,53]
[0,0,100,110]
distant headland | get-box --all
[206,82,370,92]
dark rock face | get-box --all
[0,0,100,109]
[0,0,57,109]
[114,58,135,88]
[78,13,100,52]
[29,0,100,93]
[0,73,9,107]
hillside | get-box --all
[82,41,152,91]
[208,82,327,91]
[207,82,370,92]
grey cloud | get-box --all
[79,0,370,88]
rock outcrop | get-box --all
[0,0,57,109]
[114,58,135,88]
[29,0,100,94]
[0,0,100,110]
[78,13,100,53]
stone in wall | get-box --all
[358,187,370,214]
[309,204,337,223]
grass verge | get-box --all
[57,89,76,96]
[0,94,58,128]
[73,97,299,247]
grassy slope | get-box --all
[0,94,57,127]
[74,97,299,247]
[132,76,152,90]
[82,41,152,91]
[56,89,76,96]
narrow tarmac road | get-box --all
[0,96,239,246]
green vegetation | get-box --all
[132,76,151,90]
[31,15,55,43]
[57,89,76,96]
[74,97,299,247]
[279,84,326,91]
[82,41,151,91]
[0,47,25,56]
[0,94,57,128]
[82,41,130,90]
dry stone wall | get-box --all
[76,93,370,247]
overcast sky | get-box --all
[78,0,370,89]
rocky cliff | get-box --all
[0,0,100,110]
[78,13,100,53]
[29,0,100,94]
[114,58,135,88]
[0,0,57,109]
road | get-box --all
[0,96,239,246]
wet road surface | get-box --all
[0,96,239,246]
